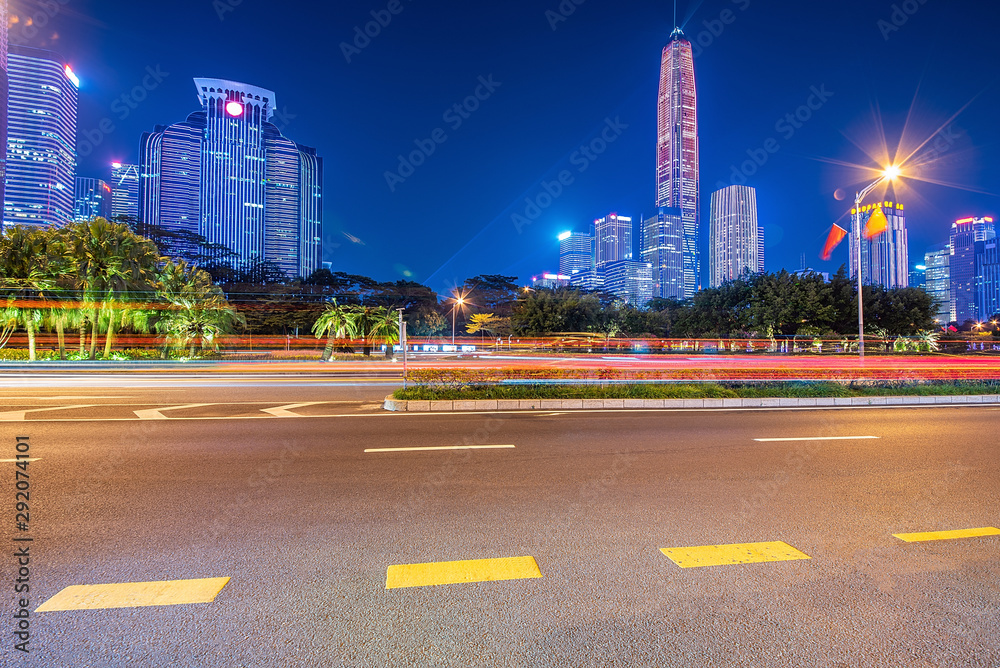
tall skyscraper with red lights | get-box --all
[653,26,699,298]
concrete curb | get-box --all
[383,394,1000,412]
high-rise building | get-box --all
[4,45,78,229]
[924,245,951,325]
[531,273,570,290]
[849,201,908,289]
[641,207,685,299]
[653,27,699,298]
[594,213,632,269]
[975,237,1000,322]
[110,162,140,221]
[139,78,323,278]
[950,216,996,324]
[558,230,593,277]
[709,185,760,287]
[73,177,112,221]
[604,260,654,306]
[1,0,9,210]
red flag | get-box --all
[864,206,889,239]
[821,224,848,260]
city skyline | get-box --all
[0,1,997,293]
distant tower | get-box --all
[849,201,908,289]
[653,26,699,297]
[923,245,951,324]
[593,213,632,269]
[558,230,593,277]
[73,177,112,221]
[949,216,996,324]
[110,162,140,221]
[3,45,79,229]
[709,185,760,287]
[641,207,685,299]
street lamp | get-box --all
[854,165,900,361]
[451,295,465,345]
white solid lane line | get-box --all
[364,445,516,453]
[753,436,880,442]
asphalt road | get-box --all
[1,386,999,667]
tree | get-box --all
[0,226,56,361]
[155,260,245,357]
[311,300,359,361]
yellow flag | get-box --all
[864,206,889,239]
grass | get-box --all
[393,381,1000,401]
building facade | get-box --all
[4,45,78,229]
[949,216,996,324]
[709,185,760,287]
[641,207,685,299]
[531,273,570,290]
[73,177,112,221]
[975,237,1000,322]
[849,201,908,289]
[594,213,632,269]
[1,0,8,210]
[139,78,322,278]
[604,260,654,306]
[110,162,140,220]
[654,27,699,298]
[924,246,951,325]
[558,230,593,277]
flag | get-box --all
[821,224,848,260]
[864,206,889,239]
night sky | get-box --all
[11,0,1000,295]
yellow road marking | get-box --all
[893,527,1000,543]
[36,577,231,612]
[386,556,541,589]
[660,541,811,568]
[365,445,515,453]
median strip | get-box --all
[365,445,515,453]
[386,556,541,589]
[893,527,1000,543]
[36,577,231,612]
[660,541,812,568]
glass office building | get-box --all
[709,185,761,287]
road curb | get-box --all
[383,394,1000,412]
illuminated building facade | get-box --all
[709,185,760,287]
[604,260,654,305]
[0,0,8,210]
[950,216,996,323]
[3,45,78,229]
[641,207,685,299]
[653,27,699,298]
[139,78,322,277]
[558,230,593,277]
[110,162,140,220]
[73,177,112,221]
[532,273,570,290]
[594,213,632,269]
[924,246,950,324]
[849,201,908,289]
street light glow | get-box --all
[883,165,901,180]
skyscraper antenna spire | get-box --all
[673,0,677,28]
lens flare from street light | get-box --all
[883,165,901,180]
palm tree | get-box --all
[155,260,245,357]
[312,300,360,361]
[68,218,160,359]
[0,226,55,361]
[350,305,399,357]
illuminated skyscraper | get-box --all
[642,207,685,299]
[558,230,593,277]
[652,27,699,297]
[110,162,140,220]
[594,213,632,269]
[139,78,323,278]
[1,0,8,210]
[950,216,996,323]
[849,201,908,289]
[3,45,78,229]
[709,185,760,287]
[73,177,112,221]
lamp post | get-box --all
[853,165,900,361]
[451,295,465,346]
